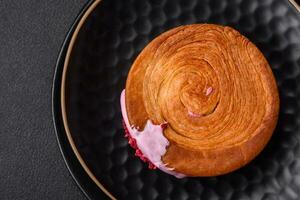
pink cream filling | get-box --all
[188,111,202,117]
[120,90,186,178]
[206,86,213,96]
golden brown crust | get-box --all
[125,24,279,176]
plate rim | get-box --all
[52,0,300,200]
[52,0,112,199]
[58,0,117,199]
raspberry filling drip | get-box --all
[120,90,186,178]
[122,120,157,169]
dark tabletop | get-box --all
[0,1,88,199]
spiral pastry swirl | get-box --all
[124,24,279,176]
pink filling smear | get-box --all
[122,121,156,169]
[120,90,186,178]
[206,87,213,96]
[188,110,202,118]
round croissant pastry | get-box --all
[120,24,279,177]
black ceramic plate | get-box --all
[53,0,300,199]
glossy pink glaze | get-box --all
[120,90,186,178]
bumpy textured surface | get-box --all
[64,0,300,199]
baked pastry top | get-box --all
[121,24,279,177]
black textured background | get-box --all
[61,0,300,200]
[0,1,87,199]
